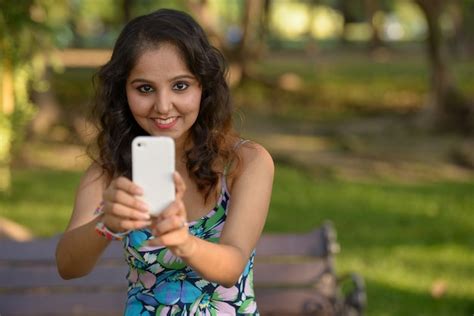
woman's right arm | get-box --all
[56,163,151,279]
[56,164,110,279]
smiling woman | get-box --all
[55,8,274,316]
[126,45,202,148]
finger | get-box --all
[103,189,149,212]
[106,203,151,221]
[174,172,186,200]
[144,238,163,248]
[152,215,188,236]
[159,200,184,219]
[152,215,187,235]
[104,217,152,233]
[122,219,152,231]
[114,177,143,196]
[152,228,189,248]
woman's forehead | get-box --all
[129,44,194,80]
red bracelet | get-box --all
[95,221,130,241]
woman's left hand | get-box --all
[147,172,195,256]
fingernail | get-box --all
[140,213,151,220]
[135,187,143,195]
[139,202,149,211]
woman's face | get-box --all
[126,43,202,150]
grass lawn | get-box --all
[1,164,473,315]
[0,168,81,237]
[272,164,474,316]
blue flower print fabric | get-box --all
[122,189,259,316]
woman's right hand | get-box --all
[101,176,152,233]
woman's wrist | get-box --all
[94,216,130,241]
[172,235,198,258]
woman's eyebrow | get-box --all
[129,74,196,84]
[129,78,152,84]
[170,74,196,81]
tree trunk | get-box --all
[417,0,450,108]
[122,0,133,24]
[415,0,473,133]
[304,0,319,57]
[187,0,265,86]
[450,0,474,59]
[363,0,384,51]
[339,1,351,44]
[186,0,227,53]
[338,0,359,45]
[0,58,14,192]
[235,0,264,78]
[29,68,61,137]
[1,58,14,115]
[255,0,272,59]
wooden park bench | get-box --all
[0,222,365,315]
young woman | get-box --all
[56,8,274,315]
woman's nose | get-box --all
[153,91,172,114]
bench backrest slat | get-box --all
[255,287,336,315]
[254,260,332,286]
[0,264,127,289]
[0,224,336,261]
[0,260,331,291]
[256,223,338,257]
[0,236,123,261]
[1,292,126,316]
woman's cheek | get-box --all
[128,94,153,116]
[181,90,202,112]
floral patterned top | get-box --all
[122,176,259,316]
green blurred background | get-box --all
[1,1,473,315]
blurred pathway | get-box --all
[241,112,474,183]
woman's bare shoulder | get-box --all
[236,141,274,178]
[75,162,108,197]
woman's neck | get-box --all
[174,137,192,173]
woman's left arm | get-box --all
[149,143,274,287]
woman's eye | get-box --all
[173,82,189,91]
[138,85,154,93]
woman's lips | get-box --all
[153,117,178,129]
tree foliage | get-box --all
[0,0,70,191]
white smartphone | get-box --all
[132,136,175,216]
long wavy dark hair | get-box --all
[90,9,238,201]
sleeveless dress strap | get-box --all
[233,138,250,150]
[223,139,250,176]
